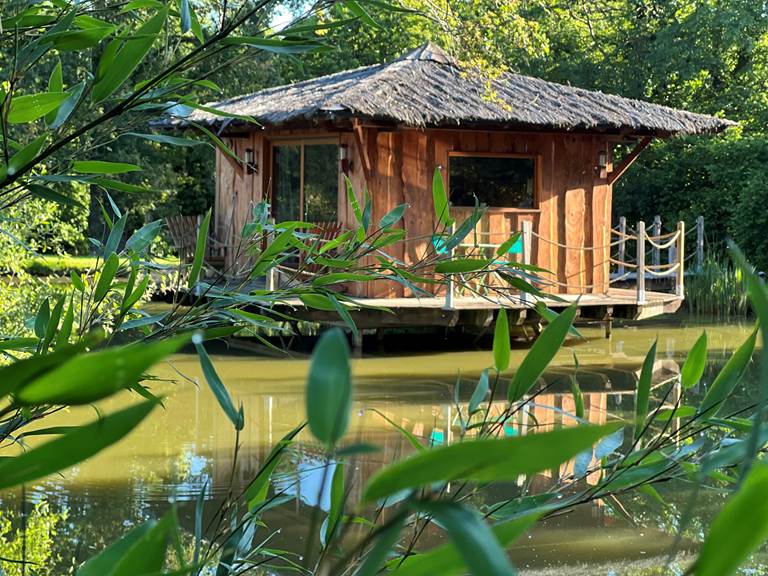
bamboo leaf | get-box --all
[496,232,521,257]
[55,300,74,349]
[92,8,168,102]
[700,327,757,417]
[435,258,490,274]
[696,464,768,576]
[123,132,206,147]
[244,423,304,511]
[121,276,151,312]
[194,336,244,430]
[432,167,453,227]
[508,304,577,402]
[379,203,408,228]
[73,160,141,174]
[15,336,186,405]
[364,423,619,501]
[0,400,158,490]
[26,183,83,207]
[188,208,210,288]
[353,514,406,576]
[634,340,657,440]
[124,219,163,254]
[345,176,363,225]
[94,252,120,301]
[344,0,382,28]
[369,408,425,452]
[78,513,173,576]
[42,295,65,350]
[70,271,85,292]
[469,369,490,414]
[307,328,351,448]
[493,309,510,372]
[390,513,538,576]
[8,135,46,175]
[681,331,708,389]
[179,0,191,32]
[7,92,68,123]
[222,36,325,53]
[34,299,50,339]
[49,81,85,129]
[414,502,515,576]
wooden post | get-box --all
[618,216,626,276]
[696,215,704,273]
[637,220,646,305]
[652,215,661,269]
[521,220,533,305]
[443,223,456,310]
[266,217,277,292]
[676,220,685,298]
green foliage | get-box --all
[685,254,750,317]
[0,502,66,576]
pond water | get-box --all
[4,316,763,574]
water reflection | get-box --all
[0,317,759,572]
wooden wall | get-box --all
[215,127,614,297]
[339,128,614,298]
[216,133,265,272]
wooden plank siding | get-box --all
[214,128,614,296]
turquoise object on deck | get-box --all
[503,422,518,437]
[432,235,449,255]
[433,234,522,255]
[430,429,445,446]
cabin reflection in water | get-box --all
[263,357,682,515]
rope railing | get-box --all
[645,230,681,250]
[530,229,624,251]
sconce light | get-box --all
[244,148,257,174]
[596,149,609,179]
[339,144,351,175]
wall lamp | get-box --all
[244,148,257,174]
[339,144,351,175]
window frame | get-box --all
[268,135,340,222]
[447,151,542,213]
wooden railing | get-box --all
[442,216,699,309]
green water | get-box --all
[3,316,762,574]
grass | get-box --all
[20,254,178,276]
[685,254,749,318]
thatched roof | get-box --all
[169,43,734,135]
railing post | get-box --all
[266,217,277,292]
[652,215,661,269]
[443,223,456,310]
[618,216,626,276]
[696,215,704,273]
[637,220,646,305]
[676,220,685,298]
[521,220,533,305]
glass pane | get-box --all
[449,156,536,208]
[273,145,300,222]
[303,144,338,222]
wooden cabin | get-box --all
[173,43,732,324]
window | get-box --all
[449,155,536,209]
[272,141,338,223]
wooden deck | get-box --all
[275,288,682,330]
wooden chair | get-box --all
[165,214,227,272]
[304,221,344,273]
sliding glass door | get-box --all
[272,139,338,223]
